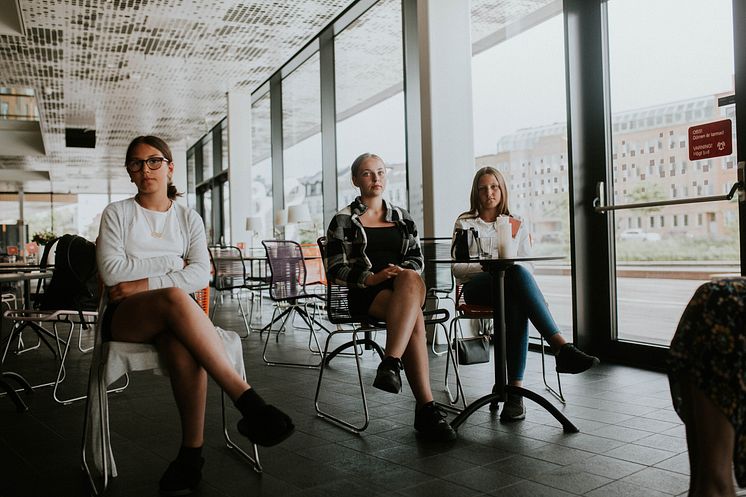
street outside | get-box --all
[534,273,713,346]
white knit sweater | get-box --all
[96,197,210,293]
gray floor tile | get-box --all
[0,300,696,497]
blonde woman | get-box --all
[452,167,599,421]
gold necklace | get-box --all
[141,202,172,239]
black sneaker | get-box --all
[159,457,204,496]
[499,393,526,422]
[372,356,403,394]
[414,401,457,441]
[555,344,600,374]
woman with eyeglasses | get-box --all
[452,167,599,422]
[97,136,294,496]
[325,152,457,442]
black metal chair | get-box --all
[314,237,450,433]
[444,283,566,410]
[260,240,331,368]
[209,245,259,337]
[421,237,456,356]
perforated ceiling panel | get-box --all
[0,0,354,194]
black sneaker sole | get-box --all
[556,357,600,374]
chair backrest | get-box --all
[209,245,247,291]
[420,237,454,295]
[193,287,209,315]
[455,283,493,317]
[262,240,307,301]
[300,242,327,286]
[317,236,359,325]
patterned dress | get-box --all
[668,277,746,487]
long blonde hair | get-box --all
[460,166,510,218]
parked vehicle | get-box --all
[619,229,662,241]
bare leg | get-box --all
[368,270,426,358]
[400,311,434,406]
[368,270,433,406]
[110,287,249,400]
[155,333,207,448]
[678,373,736,497]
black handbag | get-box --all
[455,335,490,365]
[451,227,479,261]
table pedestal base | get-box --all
[450,385,578,433]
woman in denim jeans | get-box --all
[451,166,599,421]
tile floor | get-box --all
[1,297,694,497]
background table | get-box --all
[430,256,578,433]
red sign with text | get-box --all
[688,119,732,161]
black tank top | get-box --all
[363,226,403,272]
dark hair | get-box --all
[125,135,182,200]
[350,153,384,178]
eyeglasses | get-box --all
[126,157,169,172]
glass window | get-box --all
[282,52,323,242]
[186,149,196,207]
[471,1,573,335]
[334,0,406,210]
[221,122,229,171]
[607,0,737,346]
[251,93,273,244]
[202,136,213,182]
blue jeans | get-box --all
[462,265,560,382]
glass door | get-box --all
[604,0,741,346]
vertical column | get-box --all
[319,27,338,230]
[403,0,474,237]
[171,140,187,201]
[564,0,611,354]
[227,89,253,247]
[270,74,284,227]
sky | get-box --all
[472,0,735,156]
[276,0,736,183]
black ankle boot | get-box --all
[158,447,204,496]
[235,388,295,446]
[373,356,403,394]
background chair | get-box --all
[260,240,330,368]
[2,236,99,404]
[444,283,565,410]
[209,245,257,337]
[420,237,456,356]
[81,287,260,496]
[314,237,450,433]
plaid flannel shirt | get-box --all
[325,197,423,288]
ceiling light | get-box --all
[129,72,141,81]
[43,86,53,95]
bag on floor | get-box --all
[455,335,490,365]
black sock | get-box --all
[235,388,266,418]
[176,445,203,467]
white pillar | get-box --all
[171,140,187,202]
[227,89,253,247]
[416,0,474,237]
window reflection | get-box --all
[282,52,323,242]
[251,93,273,244]
[334,0,406,210]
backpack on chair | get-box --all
[39,234,100,327]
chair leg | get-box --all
[443,318,467,410]
[220,390,262,473]
[540,336,565,404]
[235,296,251,339]
[314,330,370,433]
[0,372,31,412]
[262,306,322,369]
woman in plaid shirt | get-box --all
[326,153,456,442]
